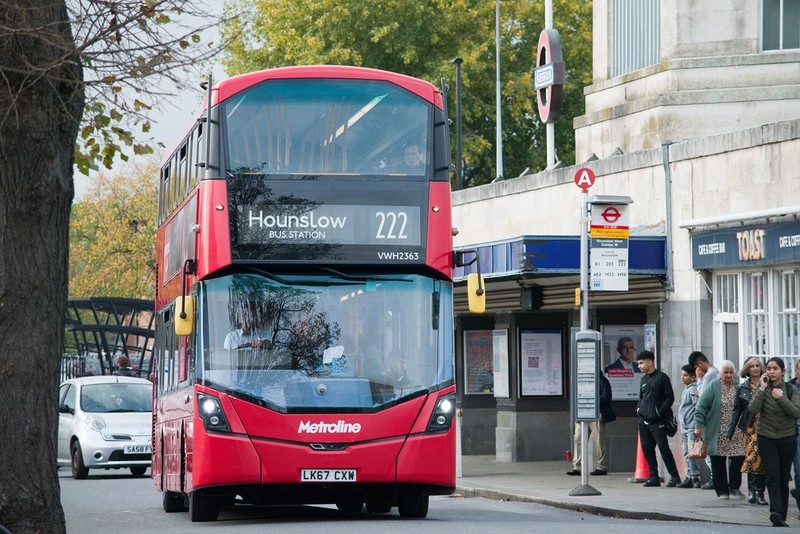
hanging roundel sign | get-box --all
[534,28,565,124]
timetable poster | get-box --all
[519,329,563,396]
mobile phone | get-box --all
[762,375,769,384]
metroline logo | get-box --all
[298,420,362,434]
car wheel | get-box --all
[130,466,147,477]
[163,490,187,513]
[189,491,219,522]
[397,494,428,518]
[71,442,89,480]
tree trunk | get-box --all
[0,2,84,532]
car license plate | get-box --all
[124,444,152,454]
[301,469,356,482]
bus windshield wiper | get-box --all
[318,266,412,283]
[242,266,355,287]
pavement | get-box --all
[456,456,800,527]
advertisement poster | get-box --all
[464,330,495,395]
[520,329,563,397]
[492,330,510,398]
[602,324,656,400]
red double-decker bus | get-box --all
[151,65,483,522]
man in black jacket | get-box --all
[636,350,681,487]
[567,369,616,476]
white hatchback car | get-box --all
[57,375,153,479]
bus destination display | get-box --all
[237,204,421,246]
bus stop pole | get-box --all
[579,191,590,489]
[570,191,601,496]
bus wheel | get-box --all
[189,492,219,522]
[130,466,147,477]
[398,494,428,518]
[335,500,363,513]
[163,490,187,513]
[71,442,89,480]
[219,495,237,511]
[365,499,392,514]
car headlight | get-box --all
[85,415,106,432]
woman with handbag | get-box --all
[748,357,800,528]
[689,434,707,460]
[727,356,767,505]
[694,360,746,500]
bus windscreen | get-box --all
[223,79,431,177]
[199,272,453,412]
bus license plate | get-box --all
[301,469,356,482]
[124,444,152,454]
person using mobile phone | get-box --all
[748,357,800,527]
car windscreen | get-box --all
[80,383,153,413]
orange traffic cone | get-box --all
[627,433,650,483]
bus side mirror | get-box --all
[175,296,195,336]
[466,273,486,314]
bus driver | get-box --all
[224,305,273,350]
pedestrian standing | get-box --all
[567,370,616,476]
[727,356,767,505]
[690,350,718,490]
[787,360,800,517]
[636,350,681,487]
[694,360,746,500]
[676,364,702,488]
[748,357,800,527]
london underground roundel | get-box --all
[534,28,565,124]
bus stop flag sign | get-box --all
[590,203,630,291]
[574,167,595,192]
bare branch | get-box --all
[1,0,240,173]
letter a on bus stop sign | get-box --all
[574,168,595,192]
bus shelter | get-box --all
[62,297,154,381]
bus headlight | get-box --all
[197,393,231,433]
[427,393,456,433]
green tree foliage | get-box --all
[222,0,592,186]
[69,159,158,299]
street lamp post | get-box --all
[495,0,503,180]
[450,58,464,191]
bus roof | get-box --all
[162,65,443,166]
[213,65,443,109]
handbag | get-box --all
[688,436,707,459]
[664,413,678,437]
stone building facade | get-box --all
[452,1,800,472]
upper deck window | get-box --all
[223,79,431,177]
